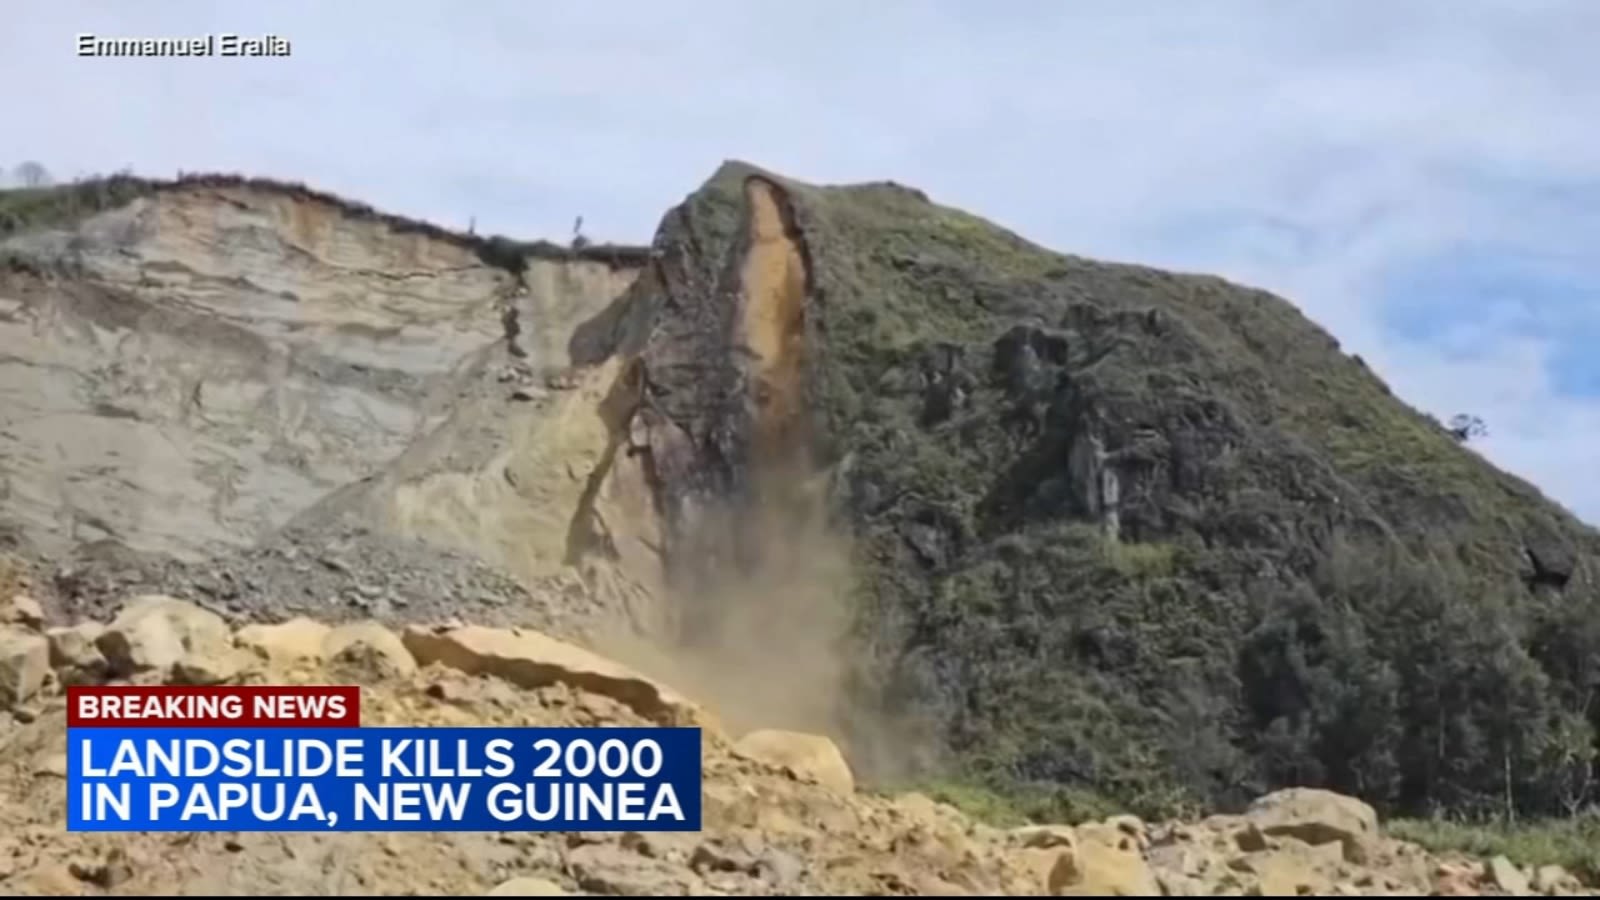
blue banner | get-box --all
[67,726,702,832]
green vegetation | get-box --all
[1389,815,1600,879]
[627,162,1600,825]
[0,172,650,276]
[901,778,1129,828]
[0,173,154,236]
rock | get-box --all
[1155,871,1202,896]
[488,876,567,896]
[1047,838,1160,896]
[568,842,701,895]
[170,645,254,685]
[34,753,69,778]
[1236,822,1271,852]
[2,595,44,629]
[1015,847,1064,889]
[0,626,49,708]
[1243,788,1378,863]
[1487,855,1530,896]
[400,624,705,727]
[1229,839,1341,896]
[235,617,330,664]
[690,840,758,875]
[69,851,132,888]
[96,595,233,678]
[323,621,416,676]
[1076,822,1142,854]
[1532,864,1576,894]
[702,782,761,831]
[1435,862,1480,897]
[733,729,855,795]
[1106,814,1147,847]
[755,847,805,889]
[46,622,107,684]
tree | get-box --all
[1448,414,1487,443]
[13,161,51,188]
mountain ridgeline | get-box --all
[4,162,1598,829]
[574,162,1600,823]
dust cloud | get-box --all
[590,461,937,788]
[584,176,938,786]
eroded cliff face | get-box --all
[0,180,661,642]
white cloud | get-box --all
[5,0,1599,521]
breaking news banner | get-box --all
[66,685,702,833]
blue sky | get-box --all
[5,0,1599,522]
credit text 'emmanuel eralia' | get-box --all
[76,34,291,58]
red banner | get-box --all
[67,685,360,728]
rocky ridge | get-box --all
[0,588,1585,897]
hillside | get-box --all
[3,161,1599,844]
[567,162,1600,823]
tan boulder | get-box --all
[1047,836,1160,896]
[236,618,331,664]
[1532,864,1578,895]
[2,594,44,629]
[1434,861,1481,897]
[1228,838,1343,896]
[170,644,256,685]
[47,622,107,685]
[1243,788,1378,863]
[1486,855,1530,896]
[96,596,234,678]
[488,876,567,896]
[1014,847,1064,889]
[733,729,854,795]
[323,621,416,676]
[0,625,49,708]
[1105,814,1148,849]
[400,624,704,726]
[1076,821,1142,853]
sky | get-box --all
[5,0,1599,523]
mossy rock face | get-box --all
[575,161,1600,821]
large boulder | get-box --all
[488,876,567,896]
[47,622,107,685]
[95,596,246,682]
[732,729,855,795]
[1487,855,1531,896]
[0,625,49,708]
[1243,788,1378,864]
[2,595,45,630]
[1227,837,1344,896]
[235,617,331,665]
[401,624,705,727]
[1046,830,1159,897]
[323,621,416,676]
